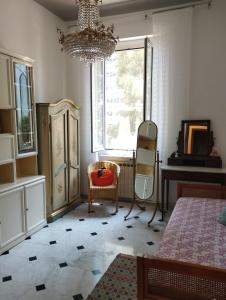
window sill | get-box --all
[98,150,134,162]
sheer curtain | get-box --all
[151,8,193,163]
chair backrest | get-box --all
[137,256,226,300]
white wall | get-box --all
[168,0,226,207]
[190,0,226,166]
[66,58,98,195]
[0,0,67,103]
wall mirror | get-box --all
[168,119,222,168]
[181,120,210,155]
[135,121,158,200]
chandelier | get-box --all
[58,0,118,63]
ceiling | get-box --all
[35,0,201,21]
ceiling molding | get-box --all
[34,0,202,21]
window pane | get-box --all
[14,63,35,153]
[91,62,104,152]
[105,49,144,150]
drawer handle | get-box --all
[25,208,29,211]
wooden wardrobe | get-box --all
[36,99,80,222]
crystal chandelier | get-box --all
[58,0,118,63]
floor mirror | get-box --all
[124,120,161,225]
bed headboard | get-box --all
[177,183,226,199]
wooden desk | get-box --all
[161,165,226,220]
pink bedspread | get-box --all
[158,197,226,269]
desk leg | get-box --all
[166,179,169,211]
[161,178,165,221]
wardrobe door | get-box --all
[68,109,79,202]
[51,109,68,210]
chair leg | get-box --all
[115,191,119,214]
[88,192,92,213]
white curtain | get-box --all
[151,8,193,163]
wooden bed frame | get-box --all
[177,182,226,199]
[137,183,226,300]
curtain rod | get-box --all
[152,0,212,15]
[67,0,212,29]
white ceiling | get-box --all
[34,0,201,21]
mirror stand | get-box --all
[124,151,146,221]
[147,151,162,226]
[124,150,162,225]
[124,120,161,225]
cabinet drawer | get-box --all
[0,134,15,165]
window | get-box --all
[91,37,153,152]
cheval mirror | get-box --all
[124,121,161,225]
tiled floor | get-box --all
[0,201,167,300]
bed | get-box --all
[87,183,226,300]
[138,183,226,300]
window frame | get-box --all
[91,38,153,153]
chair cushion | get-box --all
[91,168,114,186]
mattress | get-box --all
[158,197,226,269]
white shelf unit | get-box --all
[0,49,46,254]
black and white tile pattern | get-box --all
[0,201,167,300]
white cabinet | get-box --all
[0,177,46,254]
[0,187,25,248]
[25,179,46,233]
[0,49,46,255]
[0,53,12,109]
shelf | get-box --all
[13,83,32,88]
[0,51,38,187]
[16,108,32,111]
[16,156,38,178]
[137,135,156,151]
[0,110,14,134]
[0,163,15,184]
[136,148,156,166]
[0,134,15,165]
[136,163,154,176]
[0,175,45,194]
[17,132,34,135]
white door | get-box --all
[0,187,25,248]
[25,179,46,232]
[0,54,12,109]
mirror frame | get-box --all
[135,121,158,201]
[178,120,212,156]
